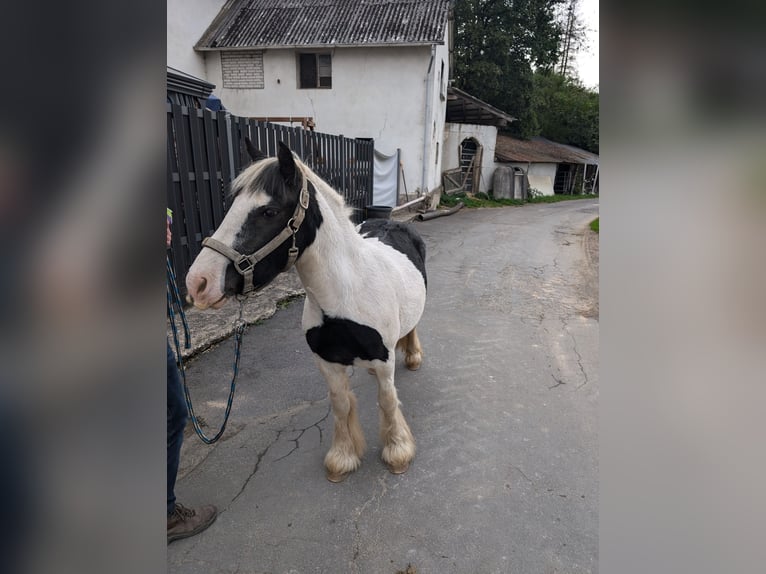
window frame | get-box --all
[297,51,332,89]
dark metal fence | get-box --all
[167,103,374,294]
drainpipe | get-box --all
[421,46,436,196]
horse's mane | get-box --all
[294,157,354,223]
[230,155,353,223]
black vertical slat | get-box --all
[248,118,258,158]
[318,132,326,178]
[368,140,375,206]
[280,124,289,150]
[309,130,317,169]
[321,133,328,184]
[172,104,202,262]
[264,123,275,157]
[258,122,268,156]
[281,125,289,150]
[324,132,331,180]
[189,108,214,239]
[340,135,347,199]
[167,109,187,295]
[203,110,224,226]
[296,126,305,161]
[331,134,339,189]
[217,110,233,211]
[345,137,351,198]
[231,117,243,175]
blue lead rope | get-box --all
[166,256,245,444]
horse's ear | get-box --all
[277,141,297,186]
[244,137,267,162]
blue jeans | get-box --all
[167,342,188,515]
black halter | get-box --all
[201,170,311,295]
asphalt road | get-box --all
[169,199,599,574]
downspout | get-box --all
[421,46,436,196]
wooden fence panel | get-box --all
[168,107,374,296]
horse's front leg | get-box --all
[374,359,416,474]
[317,359,366,483]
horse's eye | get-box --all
[263,208,279,218]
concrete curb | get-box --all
[167,269,305,360]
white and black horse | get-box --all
[186,141,426,482]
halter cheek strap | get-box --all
[201,171,311,295]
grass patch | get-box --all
[440,191,598,209]
[276,293,304,310]
[590,217,599,233]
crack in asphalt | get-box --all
[549,374,566,389]
[512,465,533,483]
[274,406,331,462]
[224,427,284,513]
[221,401,332,516]
[560,316,589,390]
[569,330,589,390]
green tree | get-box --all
[532,72,599,153]
[453,0,564,138]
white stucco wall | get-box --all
[442,123,498,194]
[423,32,450,194]
[167,0,227,80]
[204,24,450,197]
[506,162,558,196]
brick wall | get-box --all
[221,51,265,89]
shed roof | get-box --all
[495,134,599,165]
[196,0,452,50]
[446,86,517,127]
[167,66,216,98]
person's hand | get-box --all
[167,219,172,248]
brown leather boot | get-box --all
[167,502,218,543]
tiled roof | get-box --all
[197,0,452,49]
[495,134,599,165]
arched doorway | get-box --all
[459,137,482,193]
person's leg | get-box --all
[166,342,217,543]
[167,342,187,516]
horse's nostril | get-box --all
[197,276,208,293]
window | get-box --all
[298,53,332,89]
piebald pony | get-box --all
[186,142,426,481]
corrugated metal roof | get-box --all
[196,0,452,49]
[495,135,599,165]
[446,86,516,127]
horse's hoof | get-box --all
[387,462,410,475]
[405,353,422,371]
[326,470,351,483]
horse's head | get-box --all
[185,140,321,309]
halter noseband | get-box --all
[201,168,311,295]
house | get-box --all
[168,0,453,199]
[494,135,599,196]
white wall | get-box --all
[506,162,558,196]
[167,0,227,80]
[206,30,450,197]
[442,123,499,194]
[422,24,451,194]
